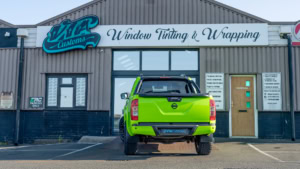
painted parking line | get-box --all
[247,143,284,163]
[49,143,103,160]
[0,143,71,151]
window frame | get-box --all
[46,74,88,110]
[112,49,200,73]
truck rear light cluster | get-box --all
[131,99,139,120]
[210,99,216,121]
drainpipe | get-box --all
[15,29,28,146]
[285,35,296,141]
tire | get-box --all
[195,137,212,155]
[124,125,138,155]
[119,116,125,142]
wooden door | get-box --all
[231,77,255,136]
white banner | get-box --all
[262,73,282,111]
[206,73,224,110]
[37,24,268,47]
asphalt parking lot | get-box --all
[0,138,299,169]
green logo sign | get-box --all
[43,15,101,54]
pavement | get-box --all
[0,137,299,169]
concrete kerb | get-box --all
[78,136,117,144]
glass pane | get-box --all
[139,80,192,94]
[47,78,58,106]
[246,102,251,108]
[142,51,169,70]
[62,78,72,84]
[246,81,251,87]
[76,78,86,107]
[171,51,198,70]
[114,78,136,132]
[114,51,140,70]
[246,91,251,97]
[60,87,73,108]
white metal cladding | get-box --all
[37,0,266,26]
[17,28,37,48]
[20,48,112,111]
[199,47,291,112]
[0,49,19,110]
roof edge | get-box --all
[37,0,102,26]
[209,0,270,23]
[0,19,15,28]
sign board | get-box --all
[262,73,282,111]
[42,15,101,54]
[37,23,269,48]
[0,92,13,109]
[206,73,224,110]
[29,97,43,109]
[292,22,300,46]
[0,28,17,48]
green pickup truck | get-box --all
[119,76,216,155]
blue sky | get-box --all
[0,0,299,25]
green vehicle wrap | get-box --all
[120,76,216,155]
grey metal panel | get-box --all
[0,49,19,110]
[21,48,111,111]
[37,0,266,26]
[293,47,300,111]
[200,47,290,111]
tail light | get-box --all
[131,99,139,120]
[210,99,216,121]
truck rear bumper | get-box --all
[130,122,216,136]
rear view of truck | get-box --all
[120,76,216,155]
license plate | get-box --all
[160,129,189,135]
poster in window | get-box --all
[76,78,86,106]
[60,87,73,108]
[48,78,58,106]
[205,73,224,110]
[262,73,282,110]
[0,92,13,109]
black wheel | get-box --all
[195,137,212,155]
[124,125,138,155]
[119,116,125,142]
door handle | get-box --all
[239,110,247,112]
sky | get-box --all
[0,0,299,25]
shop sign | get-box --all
[206,73,224,110]
[0,92,13,109]
[292,22,300,46]
[37,23,268,47]
[0,28,17,47]
[262,73,282,111]
[29,97,43,109]
[42,15,101,54]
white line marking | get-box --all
[0,149,78,152]
[248,144,284,162]
[265,151,300,154]
[49,143,102,160]
[0,146,30,150]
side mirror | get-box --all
[120,92,129,100]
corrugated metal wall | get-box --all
[21,48,112,111]
[39,0,265,26]
[0,49,19,110]
[293,47,300,111]
[199,47,291,111]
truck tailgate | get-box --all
[138,95,210,123]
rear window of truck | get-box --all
[138,80,196,94]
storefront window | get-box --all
[171,51,198,70]
[113,51,140,70]
[46,75,87,109]
[142,51,169,70]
